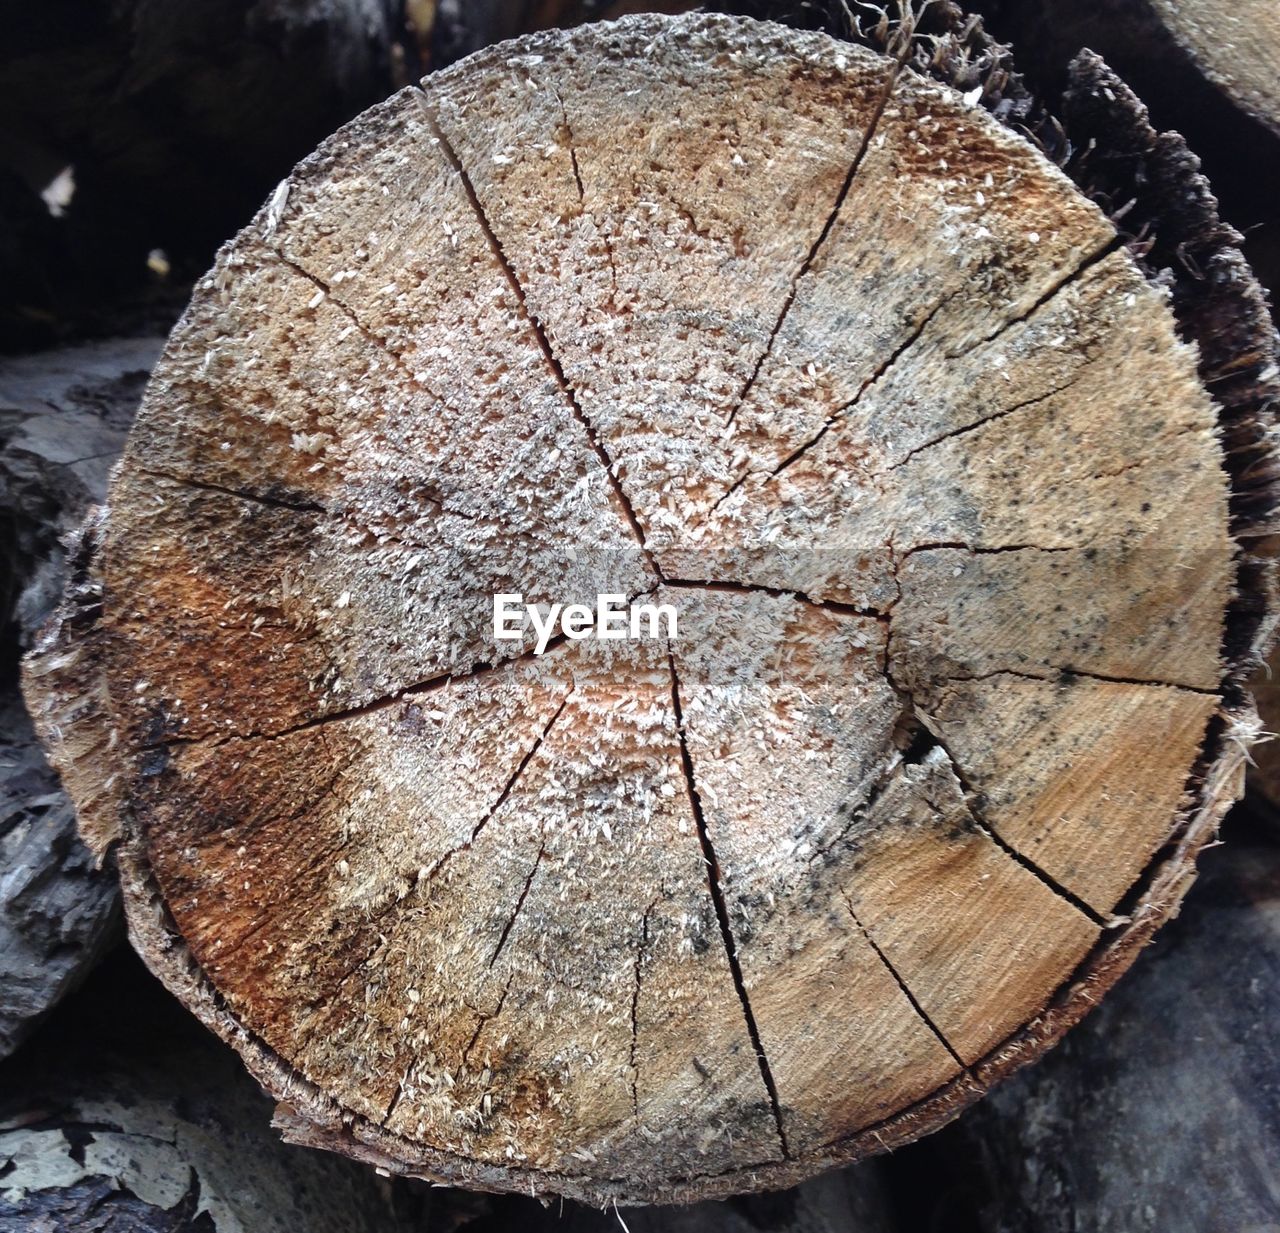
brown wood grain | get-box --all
[21,10,1277,1206]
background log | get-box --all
[0,339,162,1058]
[978,0,1280,316]
[982,0,1280,140]
[2,338,163,645]
[0,950,416,1233]
[0,690,117,1063]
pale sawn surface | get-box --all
[23,12,1233,1204]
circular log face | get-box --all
[27,13,1237,1205]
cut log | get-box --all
[20,11,1277,1206]
[0,951,414,1233]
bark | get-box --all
[0,339,161,1058]
[0,952,414,1233]
[1248,584,1280,820]
[19,6,1280,1208]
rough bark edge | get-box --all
[22,6,1280,1207]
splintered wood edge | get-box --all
[20,11,1280,1208]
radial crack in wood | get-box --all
[19,11,1269,1207]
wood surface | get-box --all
[20,11,1273,1205]
[0,338,164,1057]
[0,954,411,1233]
[1143,0,1280,137]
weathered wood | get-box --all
[978,0,1280,303]
[0,339,162,1058]
[0,952,413,1233]
[985,0,1280,141]
[937,820,1280,1233]
[21,10,1278,1206]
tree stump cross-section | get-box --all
[21,12,1258,1206]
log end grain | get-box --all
[22,11,1280,1205]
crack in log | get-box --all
[488,841,547,968]
[264,249,507,521]
[880,547,1123,928]
[872,373,1088,476]
[319,694,571,1004]
[659,577,887,621]
[146,576,663,750]
[1084,423,1205,481]
[711,289,960,517]
[897,541,1074,557]
[886,540,1223,696]
[268,250,450,410]
[416,92,660,581]
[939,235,1123,361]
[550,82,621,309]
[940,663,1219,697]
[806,751,904,866]
[916,711,1110,927]
[149,633,573,751]
[666,651,790,1159]
[382,1063,414,1126]
[554,86,586,206]
[719,232,1123,515]
[841,890,969,1071]
[138,467,324,514]
[142,465,477,564]
[461,971,516,1071]
[721,55,906,432]
[628,895,659,1120]
[395,694,569,901]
